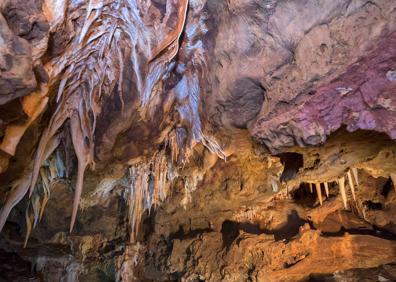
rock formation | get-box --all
[0,0,396,281]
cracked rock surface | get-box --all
[0,0,396,281]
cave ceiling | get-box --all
[0,0,396,281]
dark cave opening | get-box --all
[291,183,319,207]
[221,210,307,248]
[169,225,213,241]
[272,210,307,241]
[278,152,304,183]
[363,200,383,211]
[382,177,393,198]
[221,220,240,249]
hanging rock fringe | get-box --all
[23,150,66,246]
[0,136,62,235]
[298,168,360,209]
[0,0,171,235]
[128,150,172,243]
[0,0,224,244]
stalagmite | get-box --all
[347,170,356,201]
[352,168,359,186]
[315,182,323,206]
[324,182,329,198]
[338,176,348,209]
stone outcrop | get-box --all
[0,13,36,105]
[0,0,396,281]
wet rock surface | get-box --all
[0,0,396,281]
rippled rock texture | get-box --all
[1,0,396,281]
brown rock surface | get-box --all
[0,0,396,281]
[0,13,37,104]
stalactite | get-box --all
[1,0,153,234]
[294,167,363,208]
[69,112,90,232]
[0,135,61,234]
[271,178,279,193]
[24,206,33,248]
[0,0,222,242]
[324,182,329,198]
[315,182,323,206]
[32,194,40,228]
[233,207,261,223]
[338,176,348,210]
[351,168,359,186]
[201,134,227,160]
[181,173,203,208]
[39,168,50,221]
[149,0,189,63]
[0,172,32,233]
[22,149,66,245]
[128,149,174,243]
[167,130,180,163]
[347,170,356,201]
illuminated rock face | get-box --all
[1,0,396,281]
[0,13,37,105]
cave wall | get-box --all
[0,0,396,281]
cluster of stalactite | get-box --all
[0,137,62,229]
[128,149,175,243]
[0,0,233,247]
[24,150,66,247]
[126,140,218,242]
[0,0,197,243]
[232,206,262,223]
[302,168,360,208]
[0,146,66,247]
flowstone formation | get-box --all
[1,0,396,281]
